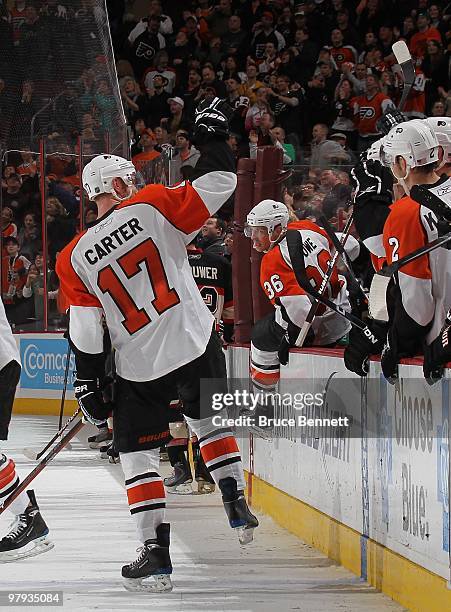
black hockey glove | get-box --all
[193,97,233,145]
[376,108,406,136]
[423,316,451,383]
[351,159,393,207]
[74,377,112,426]
[278,334,291,366]
[344,321,387,377]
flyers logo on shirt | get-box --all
[359,107,376,119]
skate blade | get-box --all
[196,481,215,494]
[123,574,173,593]
[236,526,255,546]
[0,537,54,563]
[165,482,192,495]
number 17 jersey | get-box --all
[56,172,237,382]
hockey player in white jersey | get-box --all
[56,102,257,592]
[0,298,53,561]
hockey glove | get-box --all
[74,377,111,426]
[351,159,393,207]
[344,321,386,377]
[278,334,291,366]
[376,108,406,136]
[193,97,233,145]
[423,317,451,383]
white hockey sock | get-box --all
[184,416,246,491]
[120,449,166,543]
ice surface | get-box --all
[0,415,403,612]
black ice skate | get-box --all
[122,523,172,593]
[164,461,192,494]
[0,490,54,562]
[194,450,215,494]
[88,426,112,449]
[219,477,259,545]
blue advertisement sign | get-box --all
[19,338,75,390]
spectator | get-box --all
[245,86,270,131]
[169,130,200,183]
[16,149,37,180]
[225,74,248,136]
[120,76,147,126]
[258,41,280,76]
[221,55,246,83]
[129,14,166,80]
[45,196,76,262]
[343,62,367,95]
[22,252,59,325]
[200,64,227,98]
[127,0,173,41]
[145,74,171,128]
[270,126,296,163]
[206,0,233,38]
[310,123,351,170]
[267,74,303,143]
[17,212,41,262]
[430,100,446,116]
[169,30,193,74]
[239,62,264,105]
[198,216,227,256]
[351,73,395,151]
[248,123,292,165]
[320,169,352,220]
[410,12,442,61]
[2,173,34,224]
[221,15,248,58]
[252,10,285,59]
[132,129,161,173]
[144,50,177,94]
[1,207,17,243]
[154,125,171,148]
[223,228,233,261]
[165,96,191,143]
[1,236,30,324]
[290,28,319,85]
[422,40,449,113]
[327,29,357,69]
[331,78,357,149]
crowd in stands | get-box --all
[1,0,451,329]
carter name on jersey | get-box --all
[84,218,144,265]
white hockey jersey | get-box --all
[56,172,237,382]
[0,298,20,372]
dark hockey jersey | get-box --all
[188,247,234,339]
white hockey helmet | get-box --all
[244,199,289,237]
[424,117,451,166]
[381,119,440,170]
[82,154,137,201]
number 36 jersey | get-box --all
[260,220,351,345]
[56,172,237,382]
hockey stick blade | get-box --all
[23,443,73,461]
[0,417,84,516]
[22,408,81,461]
[392,41,415,112]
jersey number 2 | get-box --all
[97,238,180,334]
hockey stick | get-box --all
[23,407,81,461]
[375,41,414,135]
[294,215,353,348]
[0,412,83,516]
[319,214,368,302]
[392,41,416,113]
[58,343,71,430]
